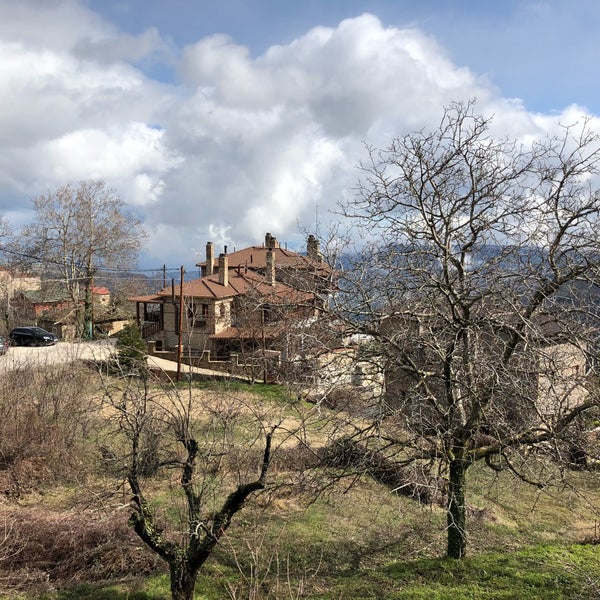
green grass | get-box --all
[9,544,598,600]
[186,379,297,402]
[5,464,600,599]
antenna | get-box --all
[195,251,202,277]
[315,202,320,237]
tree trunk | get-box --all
[446,457,468,559]
[169,558,199,600]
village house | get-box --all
[0,267,42,333]
[131,233,334,376]
[12,284,127,339]
[381,309,590,425]
[0,267,41,298]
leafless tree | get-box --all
[15,180,146,338]
[332,101,600,559]
[100,367,278,600]
[0,216,10,254]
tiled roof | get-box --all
[199,245,331,277]
[207,246,304,268]
[153,269,315,303]
[93,286,111,295]
[128,293,163,303]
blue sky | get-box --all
[86,0,600,114]
[1,0,599,267]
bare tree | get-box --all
[17,180,146,338]
[0,217,12,331]
[0,216,10,254]
[100,368,277,600]
[332,101,600,559]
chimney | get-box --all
[266,248,275,285]
[218,253,228,287]
[307,234,322,262]
[205,241,215,276]
[265,232,280,249]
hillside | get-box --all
[0,374,599,599]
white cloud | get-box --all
[0,2,597,267]
[0,0,111,50]
[30,123,179,198]
[74,27,168,65]
[159,13,501,251]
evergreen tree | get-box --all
[115,322,148,374]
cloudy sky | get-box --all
[1,0,599,269]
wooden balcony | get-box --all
[141,320,161,338]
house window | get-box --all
[261,303,281,323]
[187,301,209,327]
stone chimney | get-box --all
[307,234,322,262]
[218,253,228,287]
[266,248,275,285]
[206,241,214,276]
[265,232,280,249]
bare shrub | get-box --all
[271,443,318,473]
[0,363,99,496]
[223,524,323,600]
[321,437,444,505]
[0,507,160,593]
[310,385,365,413]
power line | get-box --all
[0,244,186,278]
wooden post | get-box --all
[177,266,185,382]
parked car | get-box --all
[9,326,58,346]
[0,336,8,355]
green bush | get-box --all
[114,323,148,374]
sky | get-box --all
[1,0,599,270]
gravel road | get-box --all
[0,340,116,371]
[0,339,238,379]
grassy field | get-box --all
[1,379,599,599]
[7,543,598,600]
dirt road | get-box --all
[0,339,245,380]
[0,340,116,371]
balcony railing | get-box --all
[141,320,161,338]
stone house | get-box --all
[13,284,122,339]
[0,267,42,332]
[381,310,590,423]
[131,234,332,363]
[0,267,41,297]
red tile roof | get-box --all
[152,268,314,303]
[93,286,111,295]
[199,245,331,278]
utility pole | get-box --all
[85,199,95,340]
[90,267,95,340]
[176,266,185,382]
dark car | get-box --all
[0,336,8,355]
[10,326,58,346]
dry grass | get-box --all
[0,507,161,594]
